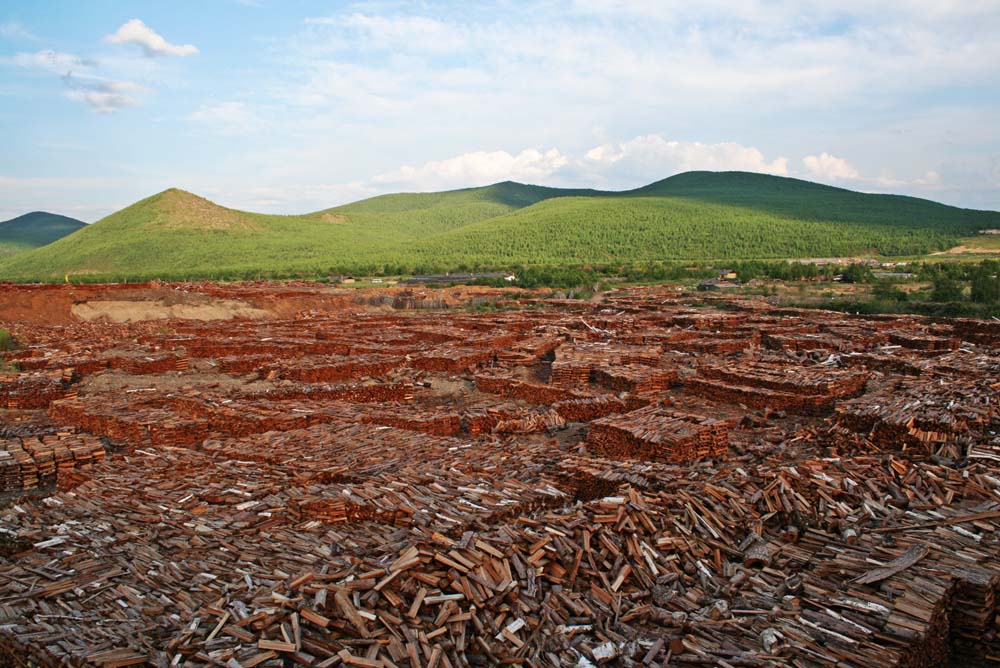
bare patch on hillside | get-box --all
[153,188,261,231]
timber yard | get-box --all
[0,282,997,668]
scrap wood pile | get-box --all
[3,421,1000,667]
[0,370,76,409]
[200,422,464,479]
[1,283,1000,666]
[587,405,730,463]
[950,318,1000,346]
[836,376,997,457]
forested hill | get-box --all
[0,211,86,258]
[1,172,997,281]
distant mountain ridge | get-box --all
[0,211,86,259]
[1,171,998,281]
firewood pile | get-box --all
[587,405,729,462]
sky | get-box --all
[1,1,999,222]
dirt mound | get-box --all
[71,298,271,323]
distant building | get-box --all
[872,271,916,280]
[698,278,738,291]
[716,268,738,280]
[402,272,516,285]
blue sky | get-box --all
[1,0,999,221]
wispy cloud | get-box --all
[63,76,145,113]
[9,48,144,112]
[0,21,41,42]
[11,50,94,74]
[105,19,198,57]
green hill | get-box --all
[0,211,86,258]
[1,172,997,282]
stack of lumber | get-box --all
[670,336,751,354]
[183,337,353,359]
[474,374,579,404]
[361,410,463,437]
[552,395,629,422]
[762,331,846,352]
[242,383,415,404]
[888,329,961,352]
[107,352,186,375]
[0,370,74,409]
[49,396,212,449]
[686,359,868,416]
[587,405,729,462]
[265,354,403,383]
[0,434,104,492]
[408,348,494,373]
[592,364,677,393]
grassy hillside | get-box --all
[1,172,997,282]
[402,172,996,267]
[0,211,86,258]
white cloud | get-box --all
[582,136,788,185]
[8,49,143,112]
[802,152,860,180]
[64,77,145,113]
[105,19,198,57]
[373,148,570,190]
